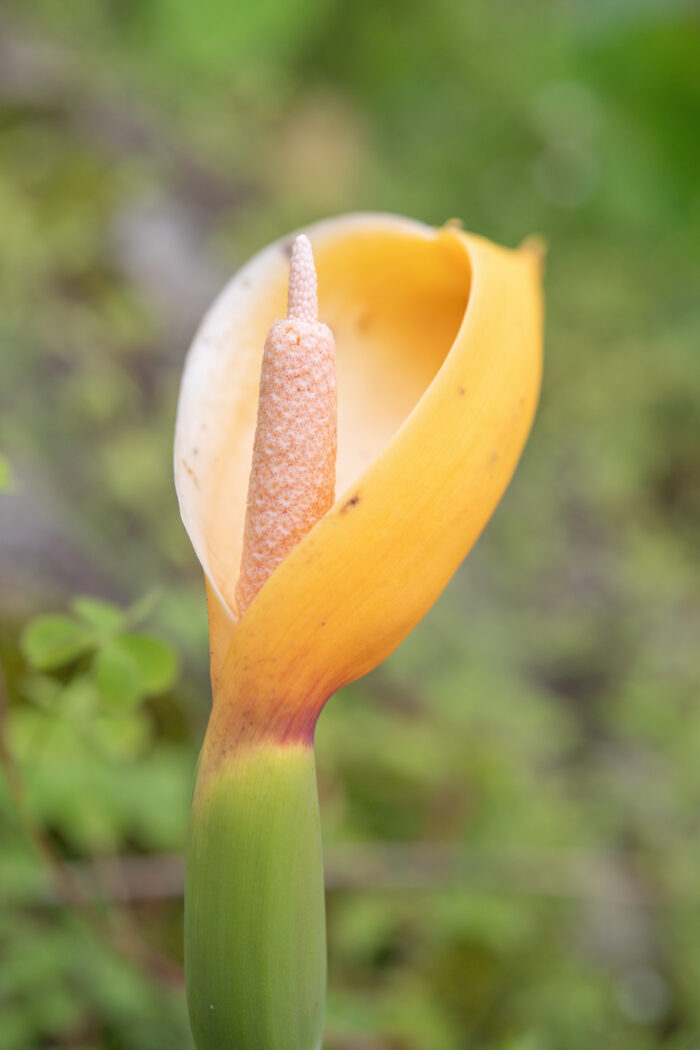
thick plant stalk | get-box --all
[185,741,326,1050]
[174,214,543,1050]
[186,237,332,1050]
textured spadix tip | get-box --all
[287,234,318,323]
[234,232,337,618]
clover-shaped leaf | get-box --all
[94,634,178,709]
[118,634,178,694]
[20,615,93,671]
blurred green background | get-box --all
[1,2,698,1048]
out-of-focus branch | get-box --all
[20,843,696,909]
[3,660,690,926]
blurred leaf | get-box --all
[20,614,93,670]
[118,634,179,695]
[94,640,143,709]
[72,596,126,637]
[93,634,177,709]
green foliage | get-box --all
[21,613,93,670]
[1,597,193,1047]
[21,595,178,708]
[1,0,699,1047]
[12,596,184,848]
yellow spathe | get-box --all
[174,213,543,759]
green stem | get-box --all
[185,742,326,1050]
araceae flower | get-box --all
[174,212,543,1050]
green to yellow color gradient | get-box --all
[175,213,543,1049]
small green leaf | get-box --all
[20,614,93,670]
[94,635,177,707]
[94,642,143,709]
[119,634,178,695]
[72,596,125,637]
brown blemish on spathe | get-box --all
[341,494,360,513]
[356,310,372,334]
[182,459,200,488]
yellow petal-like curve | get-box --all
[174,213,542,757]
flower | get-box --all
[174,212,543,1050]
[176,213,542,736]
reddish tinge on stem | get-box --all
[235,235,338,616]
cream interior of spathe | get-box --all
[174,215,471,618]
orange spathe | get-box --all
[174,213,543,759]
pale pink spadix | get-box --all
[235,234,338,616]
